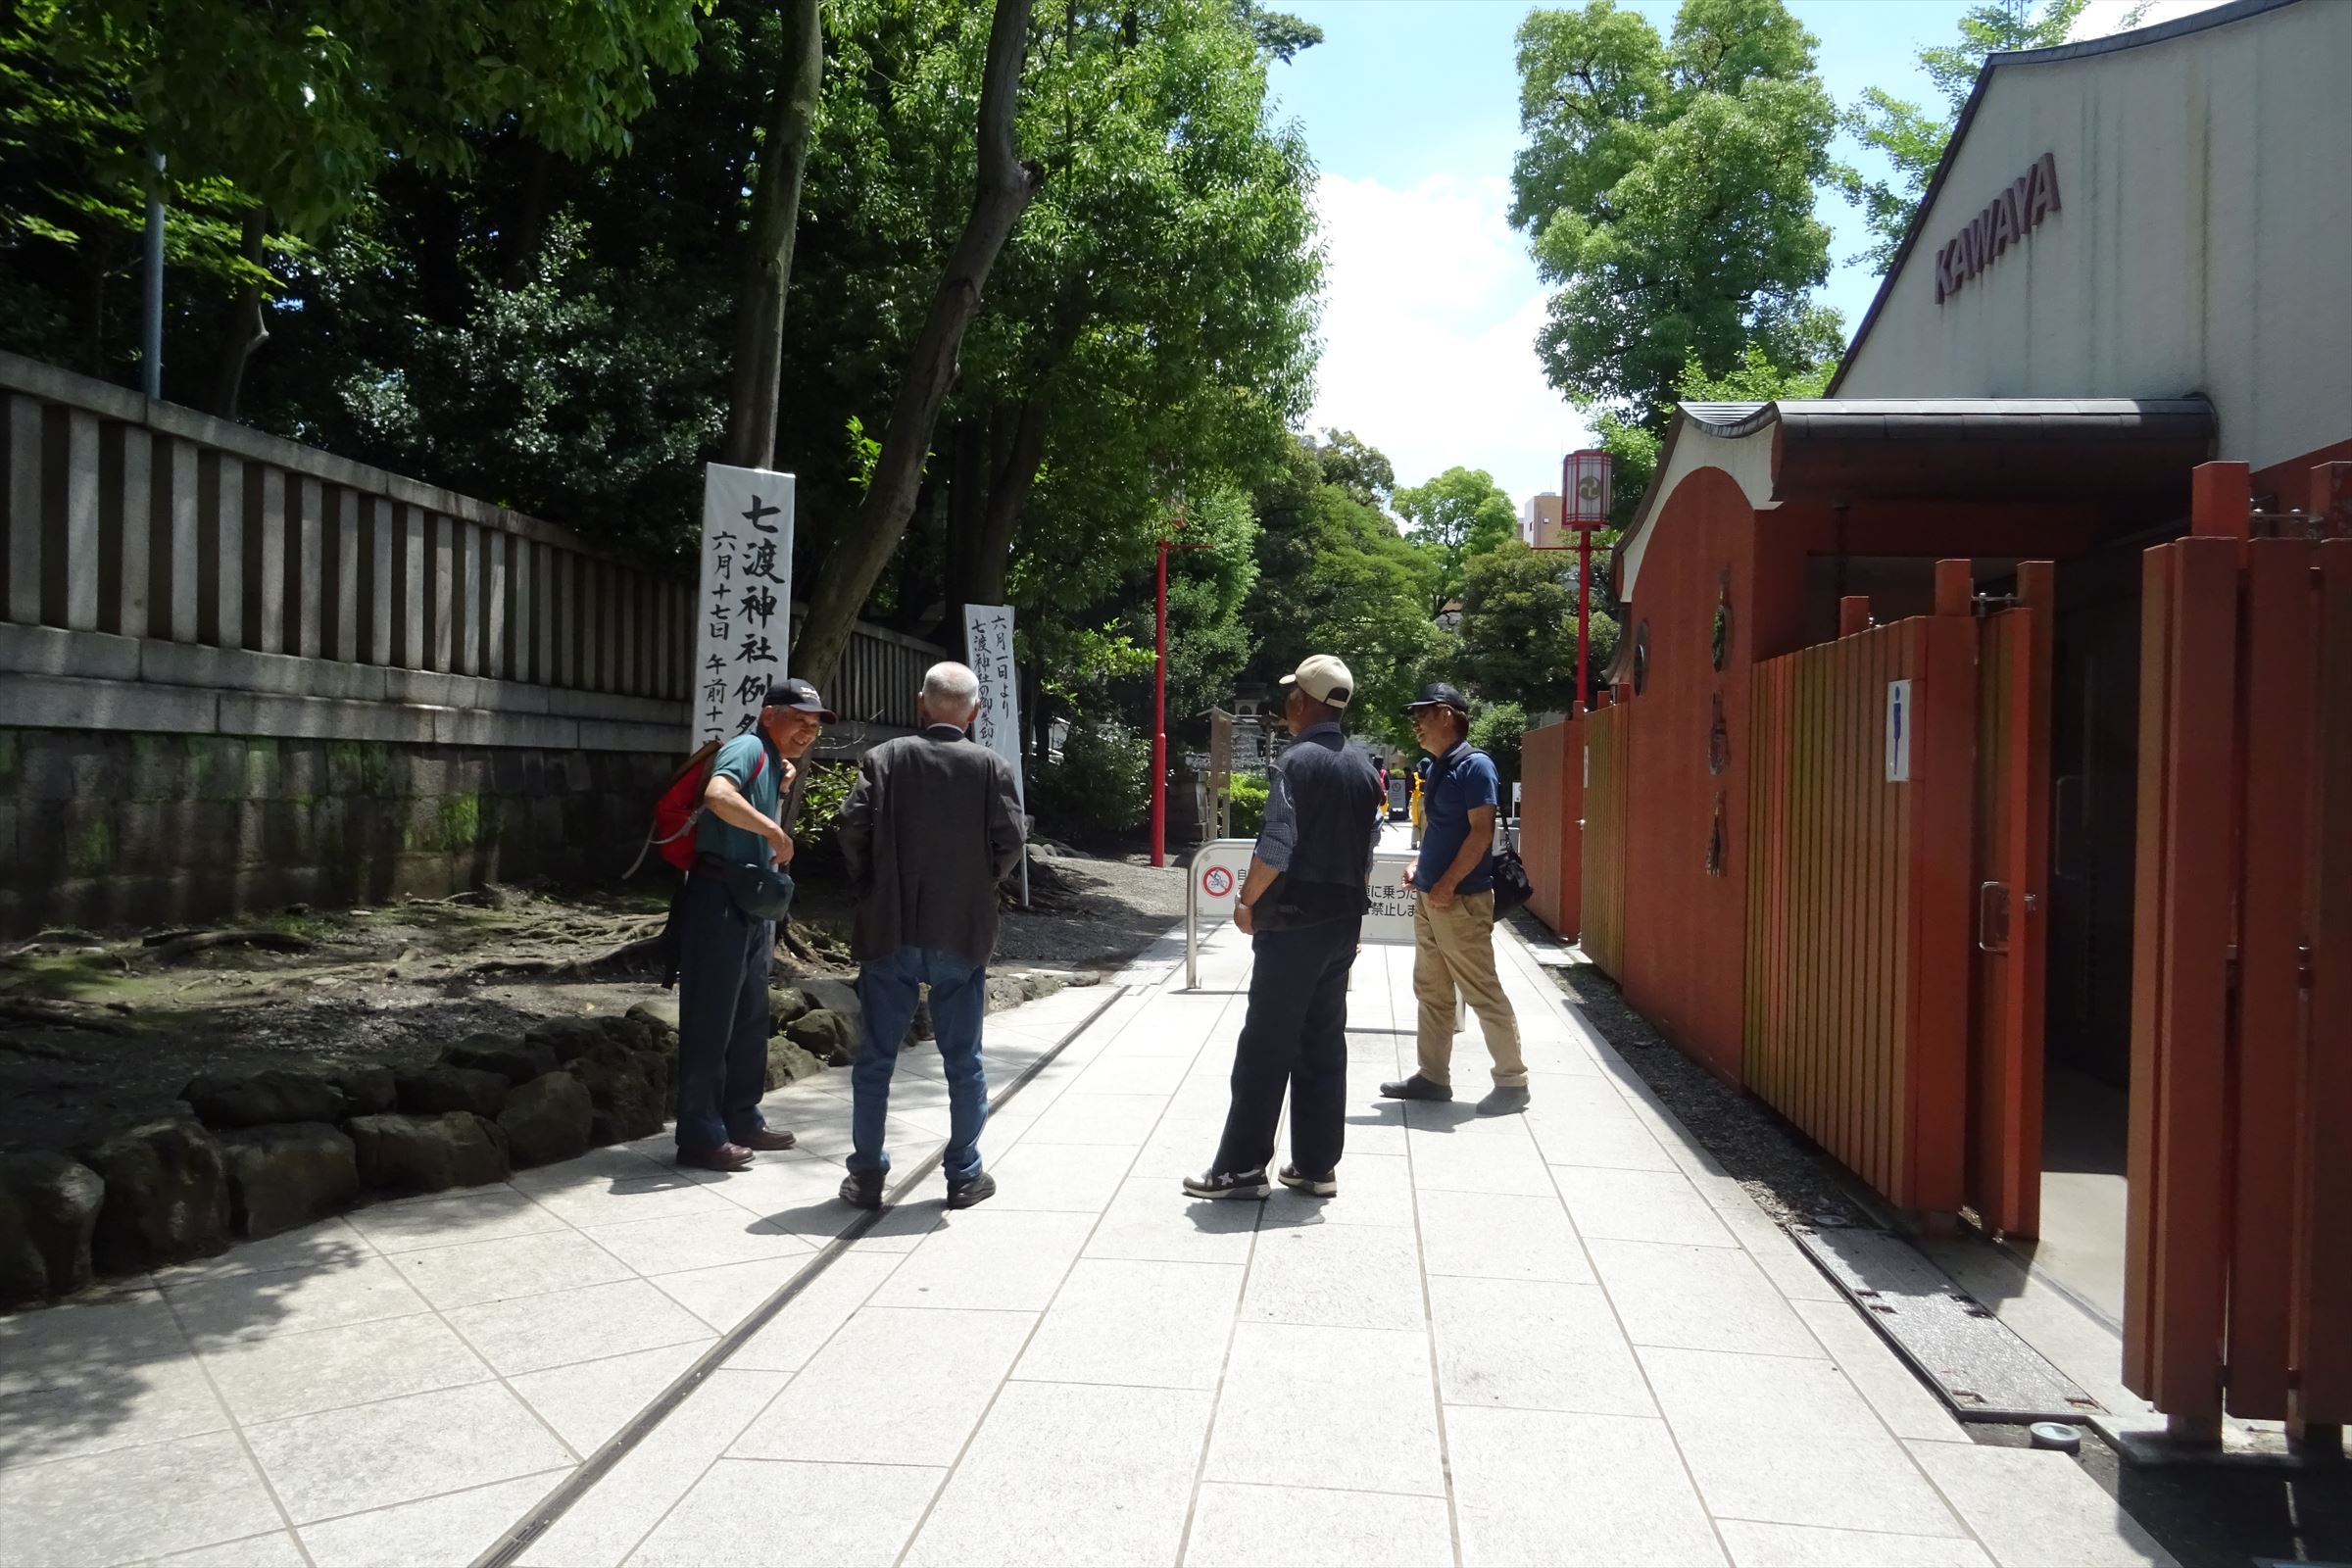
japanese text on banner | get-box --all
[693,465,795,748]
[962,604,1024,805]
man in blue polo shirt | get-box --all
[674,677,834,1172]
[1381,682,1528,1116]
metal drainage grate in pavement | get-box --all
[1792,1223,2106,1423]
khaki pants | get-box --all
[1412,889,1525,1088]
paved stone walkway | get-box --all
[0,924,2173,1568]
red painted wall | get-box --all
[1520,719,1581,937]
[1612,467,1789,1081]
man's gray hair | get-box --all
[922,661,982,714]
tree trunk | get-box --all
[936,416,989,641]
[500,142,559,288]
[721,0,826,470]
[792,0,1043,691]
[210,208,270,420]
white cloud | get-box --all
[2069,0,2233,39]
[1303,171,1592,514]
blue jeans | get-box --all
[673,874,777,1153]
[849,947,989,1185]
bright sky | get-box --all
[1270,0,2229,512]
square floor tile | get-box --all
[387,1228,636,1312]
[1430,1276,1653,1417]
[0,1293,227,1470]
[1416,1189,1595,1283]
[510,1340,707,1452]
[1447,1405,1724,1567]
[152,1216,375,1284]
[1553,1166,1737,1248]
[1715,1519,1994,1567]
[631,1458,942,1567]
[1908,1441,2173,1566]
[343,1187,564,1253]
[652,1255,810,1333]
[731,1306,1035,1466]
[1204,1323,1443,1497]
[297,1469,568,1567]
[868,1209,1096,1312]
[245,1381,575,1524]
[517,1174,736,1229]
[1242,1221,1424,1331]
[903,1381,1212,1567]
[1405,1121,1557,1197]
[514,1370,784,1568]
[1525,1100,1679,1172]
[1019,1092,1169,1147]
[726,1252,906,1373]
[1589,1240,1826,1358]
[443,1278,712,1377]
[577,1208,813,1277]
[1067,1054,1194,1097]
[1128,1116,1237,1180]
[979,1141,1141,1211]
[199,1309,492,1424]
[166,1254,433,1346]
[1087,1176,1259,1264]
[1640,1347,1962,1538]
[1260,1152,1414,1228]
[0,1428,281,1567]
[156,1529,310,1566]
[1015,1258,1245,1390]
[1183,1482,1454,1568]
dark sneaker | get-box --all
[947,1170,997,1209]
[1279,1164,1338,1198]
[1182,1167,1270,1200]
[1379,1074,1453,1102]
[1475,1086,1532,1117]
[839,1169,885,1210]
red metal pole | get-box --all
[1151,539,1168,868]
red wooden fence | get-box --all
[1740,564,1978,1212]
[1520,718,1581,937]
[2126,461,2352,1437]
[1580,702,1630,979]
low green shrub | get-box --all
[1030,720,1152,837]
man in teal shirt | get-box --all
[674,678,833,1172]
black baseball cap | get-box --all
[1404,682,1470,716]
[764,677,837,721]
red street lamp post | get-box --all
[1561,450,1611,706]
[1150,520,1210,869]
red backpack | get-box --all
[630,739,765,876]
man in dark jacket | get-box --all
[835,661,1026,1210]
[1186,655,1385,1201]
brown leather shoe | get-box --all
[738,1128,797,1152]
[677,1143,755,1173]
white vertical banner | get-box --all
[1886,678,1913,782]
[962,604,1023,799]
[964,603,1028,906]
[693,464,794,748]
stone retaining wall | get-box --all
[1,726,673,931]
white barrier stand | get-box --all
[1184,837,1465,1030]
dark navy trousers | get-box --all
[673,873,775,1153]
[1212,916,1362,1177]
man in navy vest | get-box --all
[675,677,834,1172]
[1187,655,1385,1200]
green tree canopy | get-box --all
[1838,0,2092,271]
[1452,539,1617,712]
[1395,466,1516,617]
[1509,0,1842,431]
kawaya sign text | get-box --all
[1934,152,2060,307]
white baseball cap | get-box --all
[1280,654,1355,709]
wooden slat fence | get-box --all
[1520,718,1579,936]
[2126,461,2352,1435]
[1742,565,1977,1213]
[1579,702,1629,977]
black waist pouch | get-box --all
[720,861,797,922]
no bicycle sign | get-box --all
[1200,864,1235,899]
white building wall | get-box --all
[1836,0,2352,474]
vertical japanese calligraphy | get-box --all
[962,604,1025,811]
[693,464,795,747]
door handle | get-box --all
[1978,881,2011,954]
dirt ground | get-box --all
[0,847,1187,1155]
